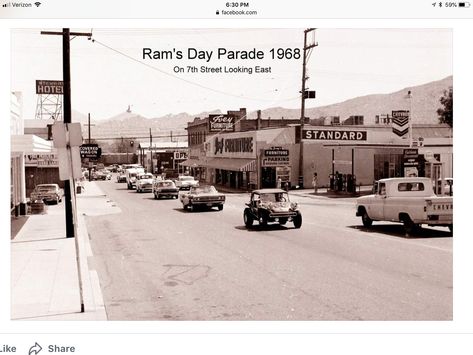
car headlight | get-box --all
[290,202,298,210]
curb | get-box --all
[77,191,108,320]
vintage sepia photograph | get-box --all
[10,28,453,321]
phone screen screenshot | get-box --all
[1,1,472,354]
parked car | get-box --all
[30,183,63,205]
[243,188,302,228]
[180,185,225,211]
[153,180,179,199]
[135,173,154,192]
[174,175,199,190]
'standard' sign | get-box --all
[303,129,367,141]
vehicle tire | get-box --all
[183,204,188,211]
[293,213,302,229]
[279,218,288,225]
[218,204,223,211]
[361,210,373,227]
[244,208,253,228]
[402,216,419,236]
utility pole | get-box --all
[41,28,91,314]
[298,28,317,189]
[407,90,413,148]
[85,113,95,181]
[41,29,91,238]
[149,128,153,174]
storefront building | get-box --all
[183,107,452,191]
[301,123,453,189]
[10,92,25,216]
[183,107,307,190]
[183,127,299,190]
[137,141,188,175]
[11,92,58,215]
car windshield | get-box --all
[37,185,56,191]
[191,186,216,194]
[260,192,289,202]
[159,181,175,187]
[139,174,153,179]
[180,176,195,181]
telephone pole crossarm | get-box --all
[41,31,92,37]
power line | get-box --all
[87,134,188,141]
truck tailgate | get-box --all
[426,197,453,222]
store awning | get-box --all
[180,158,202,167]
[200,158,256,172]
[11,134,54,154]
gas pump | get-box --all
[424,160,444,195]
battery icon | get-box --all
[459,2,471,6]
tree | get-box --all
[437,87,453,127]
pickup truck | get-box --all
[356,177,453,234]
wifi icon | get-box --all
[34,1,41,6]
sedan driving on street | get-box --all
[180,185,225,211]
[153,180,179,199]
[135,173,154,193]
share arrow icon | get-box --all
[29,343,42,355]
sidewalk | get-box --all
[215,184,373,198]
[10,181,111,320]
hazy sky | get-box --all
[11,28,452,120]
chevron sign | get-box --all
[392,110,410,137]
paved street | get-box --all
[86,178,452,320]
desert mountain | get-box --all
[79,76,452,138]
[252,76,453,124]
